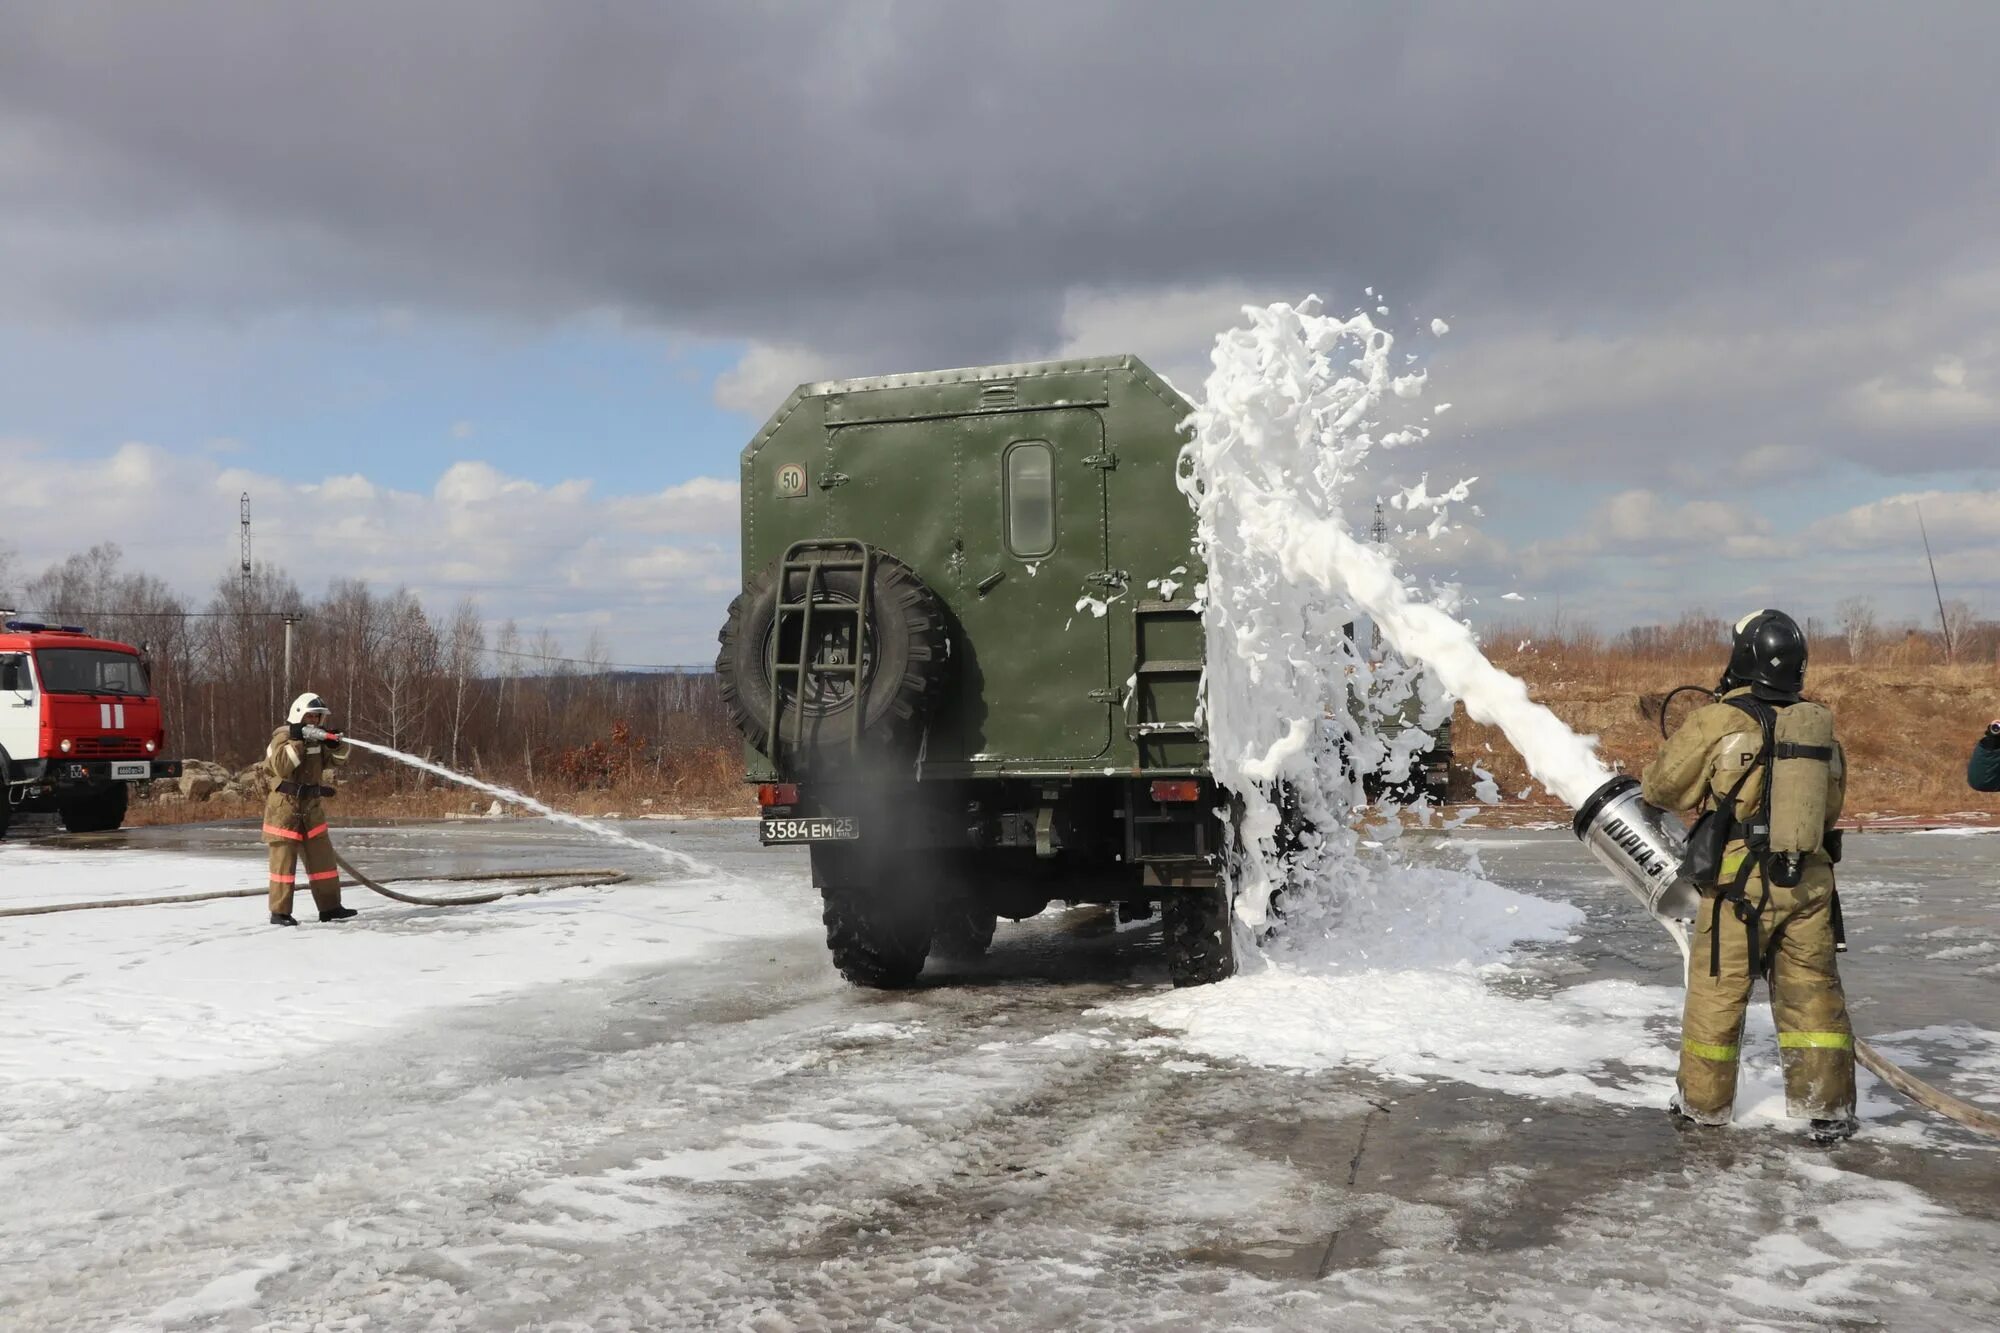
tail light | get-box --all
[758,783,799,807]
[1151,779,1202,803]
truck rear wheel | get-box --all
[717,550,949,762]
[1163,884,1235,987]
[59,783,129,834]
[812,844,933,988]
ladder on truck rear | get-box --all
[765,539,874,760]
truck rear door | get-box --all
[823,407,1115,765]
[950,408,1115,763]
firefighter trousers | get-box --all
[264,818,342,915]
[1678,865,1854,1124]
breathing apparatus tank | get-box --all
[1571,776,1700,921]
[1765,700,1836,887]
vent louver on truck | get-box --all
[978,381,1018,410]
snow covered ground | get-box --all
[1,819,1996,1329]
[0,822,793,1102]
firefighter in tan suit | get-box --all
[264,692,357,926]
[1642,611,1855,1143]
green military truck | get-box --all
[716,356,1448,990]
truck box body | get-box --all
[738,356,1205,781]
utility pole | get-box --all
[1917,501,1954,663]
[283,613,300,703]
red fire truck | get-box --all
[0,620,183,839]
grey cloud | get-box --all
[4,0,2000,642]
[5,4,1999,360]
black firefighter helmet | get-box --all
[1724,609,1808,702]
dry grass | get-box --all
[1452,652,2000,821]
[128,743,755,828]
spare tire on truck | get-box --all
[716,548,950,763]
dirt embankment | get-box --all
[1451,659,2000,822]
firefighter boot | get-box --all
[271,912,298,927]
[320,906,358,922]
[1665,1098,1708,1131]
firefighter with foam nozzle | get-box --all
[263,692,357,926]
[1640,610,1857,1143]
[1970,721,2000,793]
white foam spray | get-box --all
[1183,298,1609,819]
[1167,294,1621,971]
[1119,299,1772,1119]
[342,737,715,876]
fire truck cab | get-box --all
[0,620,182,839]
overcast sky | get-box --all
[2,2,1996,661]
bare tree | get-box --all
[12,545,198,743]
[1835,596,1877,664]
[1942,600,1979,663]
[9,542,734,793]
[493,618,520,733]
[369,589,440,759]
[0,542,18,611]
[23,542,125,619]
[443,598,486,770]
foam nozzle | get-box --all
[1572,775,1699,922]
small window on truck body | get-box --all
[1004,441,1056,558]
[0,653,29,693]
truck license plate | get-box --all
[110,761,151,780]
[761,816,859,844]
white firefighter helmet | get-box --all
[288,692,332,724]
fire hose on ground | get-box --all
[1574,775,2000,1139]
[0,852,628,918]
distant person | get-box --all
[1971,721,2000,793]
[263,692,357,926]
[1641,610,1855,1144]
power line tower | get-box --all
[239,493,252,599]
[1370,500,1388,546]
